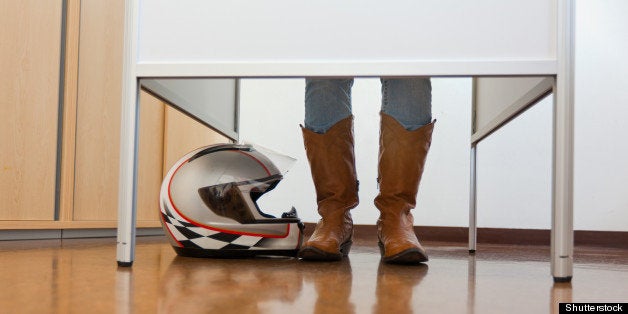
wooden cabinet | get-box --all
[72,0,126,222]
[0,0,229,230]
[0,0,63,221]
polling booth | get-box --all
[117,0,575,281]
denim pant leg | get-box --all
[304,78,354,134]
[381,78,432,131]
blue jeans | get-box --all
[304,78,432,133]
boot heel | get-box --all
[339,240,353,256]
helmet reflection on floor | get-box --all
[160,144,304,258]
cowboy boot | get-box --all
[375,112,435,264]
[298,116,359,261]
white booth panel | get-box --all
[140,79,238,140]
[137,0,557,76]
[472,77,554,137]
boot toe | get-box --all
[298,245,343,261]
[382,247,428,264]
[298,239,352,261]
[379,238,428,264]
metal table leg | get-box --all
[551,0,575,282]
[116,83,139,267]
[469,145,478,254]
[117,0,139,267]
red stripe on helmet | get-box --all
[166,153,288,239]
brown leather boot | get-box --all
[375,112,434,264]
[298,116,359,261]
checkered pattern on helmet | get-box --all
[161,211,268,250]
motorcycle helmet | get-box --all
[160,143,304,258]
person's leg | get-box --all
[380,78,432,130]
[299,78,359,261]
[304,78,354,133]
[375,77,434,264]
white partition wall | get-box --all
[136,0,557,77]
[472,77,554,143]
[141,79,239,140]
[118,0,575,281]
[140,0,556,62]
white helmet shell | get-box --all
[160,144,304,258]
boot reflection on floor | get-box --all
[373,263,429,314]
[299,259,355,314]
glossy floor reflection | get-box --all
[1,236,627,313]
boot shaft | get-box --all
[375,112,435,214]
[301,116,359,216]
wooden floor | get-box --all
[1,236,627,313]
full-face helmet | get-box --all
[160,143,304,258]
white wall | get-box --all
[239,78,472,227]
[572,0,628,231]
[239,1,628,231]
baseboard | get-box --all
[0,228,164,241]
[303,223,628,249]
